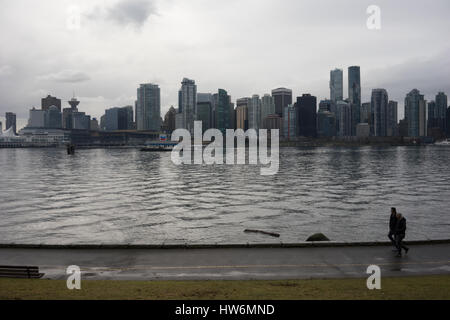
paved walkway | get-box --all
[0,244,449,280]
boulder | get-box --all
[306,233,330,242]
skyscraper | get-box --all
[104,106,134,131]
[162,106,177,134]
[428,101,437,130]
[317,111,336,137]
[272,88,292,117]
[136,83,161,131]
[405,89,427,137]
[72,112,91,130]
[5,112,16,134]
[42,95,62,111]
[178,90,183,113]
[348,66,361,135]
[446,107,450,137]
[44,106,62,129]
[387,101,398,137]
[283,104,297,139]
[197,93,214,133]
[295,94,317,137]
[261,94,275,127]
[248,95,261,130]
[180,78,197,134]
[236,98,250,131]
[337,101,352,137]
[360,102,371,124]
[330,68,343,103]
[436,92,448,133]
[214,89,231,134]
[29,108,46,128]
[319,100,333,113]
[371,89,388,137]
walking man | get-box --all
[395,213,409,257]
[388,207,397,248]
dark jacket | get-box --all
[389,214,397,231]
[395,217,407,235]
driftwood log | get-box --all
[244,229,280,238]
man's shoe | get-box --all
[396,253,402,257]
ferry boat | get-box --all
[140,142,177,152]
[434,139,450,146]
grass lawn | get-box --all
[0,275,449,300]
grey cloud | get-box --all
[37,70,91,83]
[109,0,157,27]
[88,0,158,28]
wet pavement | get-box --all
[0,244,449,280]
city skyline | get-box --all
[3,68,449,132]
[1,0,450,120]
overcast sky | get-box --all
[1,0,449,125]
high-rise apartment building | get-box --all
[337,101,352,137]
[387,101,398,137]
[405,89,427,137]
[348,66,361,135]
[435,92,448,133]
[283,104,297,139]
[44,106,62,129]
[272,88,292,117]
[295,94,317,137]
[104,106,134,131]
[162,107,177,134]
[196,93,214,133]
[5,112,16,134]
[261,94,275,127]
[180,78,197,134]
[319,100,333,113]
[371,89,388,137]
[236,98,250,131]
[446,107,450,137]
[428,101,437,130]
[330,68,343,102]
[317,111,336,137]
[214,89,231,134]
[136,83,161,131]
[248,95,261,130]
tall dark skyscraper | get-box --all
[41,95,62,111]
[272,88,292,117]
[446,107,450,137]
[348,66,361,136]
[435,92,448,133]
[295,94,317,137]
[197,93,214,133]
[214,89,231,134]
[162,106,177,134]
[387,100,398,137]
[5,112,17,134]
[428,101,437,130]
[371,89,388,137]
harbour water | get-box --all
[0,146,449,244]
